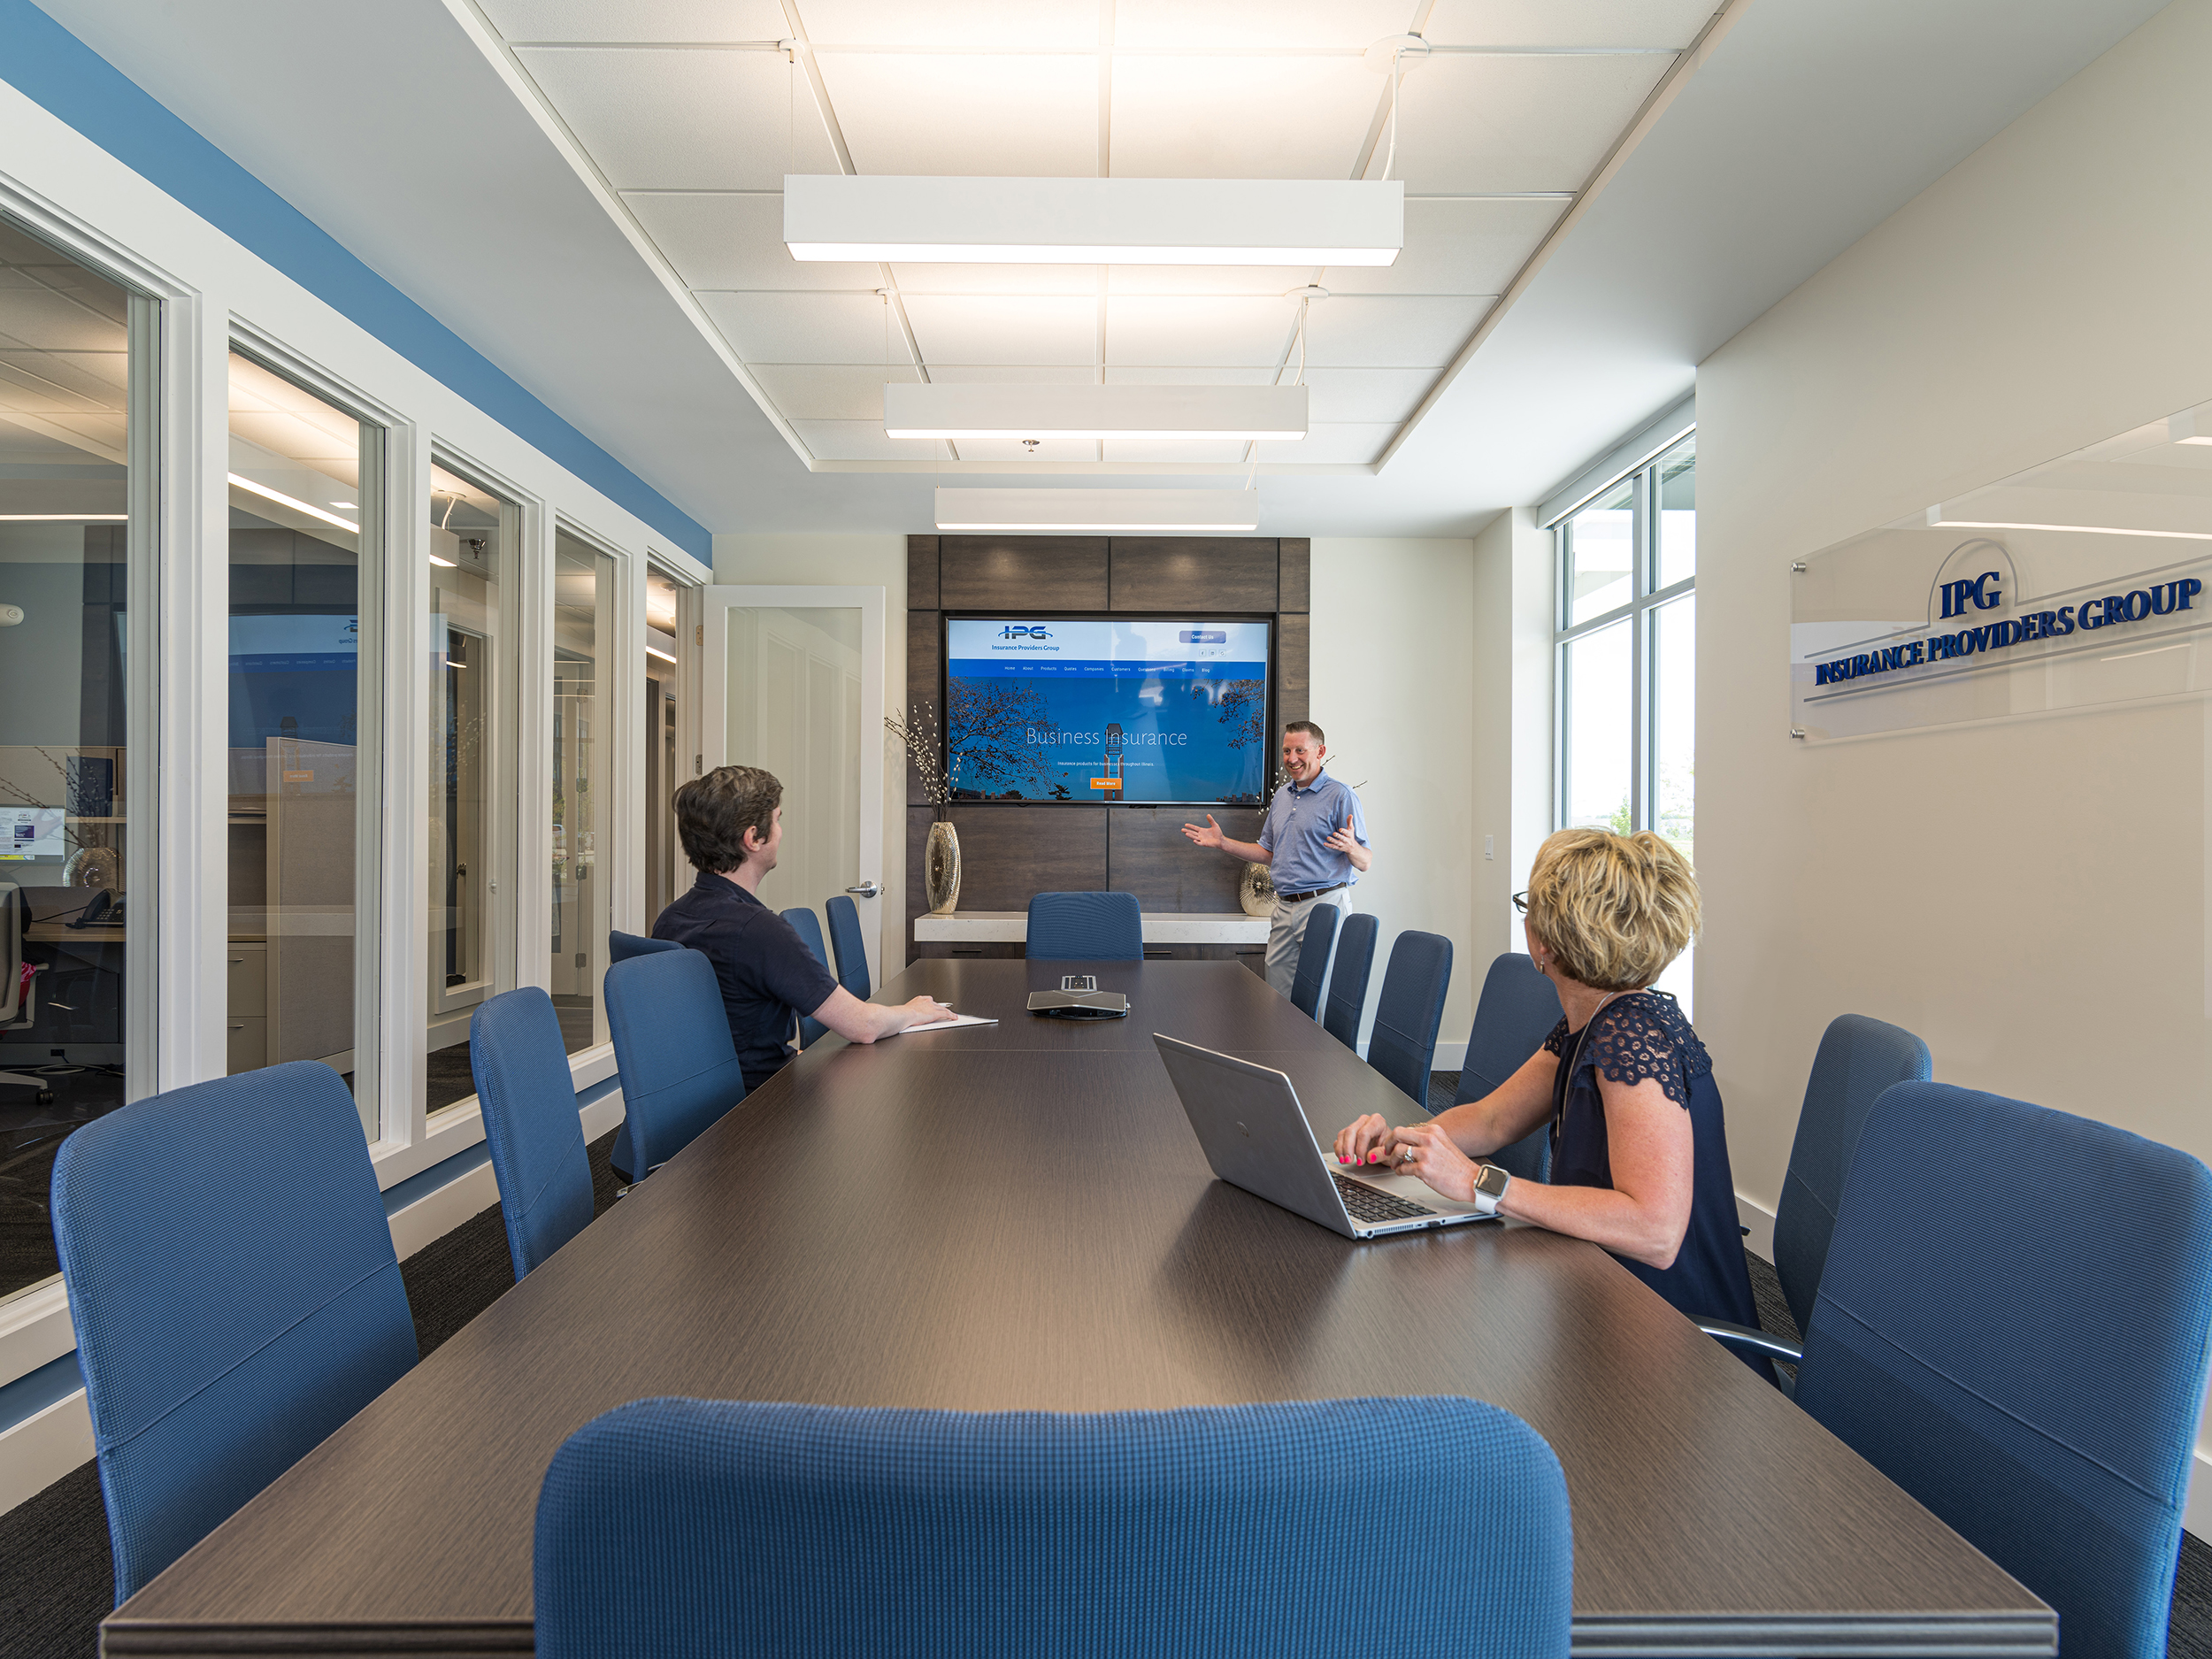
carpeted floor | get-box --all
[6,1091,2212,1656]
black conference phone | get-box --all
[1025,974,1130,1019]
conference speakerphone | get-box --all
[1026,975,1130,1019]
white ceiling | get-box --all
[27,0,2177,537]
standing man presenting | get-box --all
[1181,721,1371,999]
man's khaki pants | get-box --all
[1263,887,1352,999]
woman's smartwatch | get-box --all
[1471,1162,1511,1217]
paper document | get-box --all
[902,1013,998,1033]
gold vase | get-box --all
[925,819,962,916]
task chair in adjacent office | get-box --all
[780,907,832,1049]
[1453,955,1565,1181]
[51,1062,419,1602]
[0,882,51,1096]
[1366,931,1453,1108]
[605,932,684,1179]
[534,1394,1573,1659]
[1701,1081,2212,1659]
[1287,902,1340,1019]
[603,949,749,1186]
[1319,911,1379,1052]
[825,895,870,1000]
[1025,890,1143,962]
[471,987,597,1280]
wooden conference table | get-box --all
[107,961,2054,1657]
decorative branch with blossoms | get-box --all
[887,701,955,819]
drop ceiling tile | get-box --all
[1325,196,1563,295]
[923,365,1102,383]
[819,55,1097,177]
[1104,296,1297,368]
[890,264,1102,296]
[1298,367,1434,423]
[1105,265,1315,296]
[1113,0,1411,49]
[949,437,1104,466]
[750,365,924,421]
[1109,55,1379,179]
[1101,439,1251,464]
[1390,53,1672,194]
[902,296,1100,366]
[625,192,878,290]
[516,47,838,188]
[1302,295,1490,368]
[1425,0,1717,48]
[698,290,902,365]
[480,0,787,40]
[804,0,1098,50]
[793,419,948,461]
[1104,365,1276,386]
[1297,422,1398,464]
[0,288,130,350]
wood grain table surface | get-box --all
[106,960,2053,1658]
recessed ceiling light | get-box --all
[887,383,1306,442]
[787,175,1402,266]
[330,500,357,510]
[0,513,128,522]
[935,488,1261,534]
[1926,506,2212,541]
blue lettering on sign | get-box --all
[1000,624,1053,640]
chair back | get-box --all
[1797,1082,2212,1659]
[1772,1013,1931,1333]
[0,881,22,1023]
[1025,890,1143,961]
[470,987,596,1280]
[780,907,831,1048]
[50,1062,418,1602]
[1287,902,1338,1018]
[1454,954,1565,1181]
[604,950,748,1178]
[1366,931,1453,1107]
[534,1394,1572,1659]
[1320,911,1379,1050]
[825,895,870,999]
[609,930,680,964]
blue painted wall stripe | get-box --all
[0,0,711,559]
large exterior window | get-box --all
[551,529,614,1055]
[0,219,152,1301]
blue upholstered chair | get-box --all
[604,949,748,1184]
[50,1062,419,1602]
[1320,910,1379,1052]
[1366,931,1453,1108]
[1702,1082,2212,1659]
[470,987,596,1281]
[1454,954,1565,1181]
[609,929,679,964]
[780,907,831,1049]
[1025,890,1143,961]
[825,895,870,1000]
[1287,902,1339,1019]
[534,1394,1573,1659]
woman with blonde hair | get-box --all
[1334,827,1767,1368]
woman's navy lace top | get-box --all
[1541,989,1767,1374]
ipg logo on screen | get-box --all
[1000,625,1053,640]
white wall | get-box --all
[1311,537,1478,1057]
[1471,508,1555,976]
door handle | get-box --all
[846,880,881,898]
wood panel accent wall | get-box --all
[907,535,1311,956]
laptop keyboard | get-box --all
[1333,1173,1439,1223]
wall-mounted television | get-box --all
[944,616,1271,805]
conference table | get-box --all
[106,960,2054,1657]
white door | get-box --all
[702,586,887,989]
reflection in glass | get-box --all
[0,218,145,1300]
[1656,435,1696,589]
[644,565,681,931]
[1563,621,1632,833]
[551,531,613,1055]
[1565,477,1634,626]
[1652,594,1695,858]
[227,352,378,1137]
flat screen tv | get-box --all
[944,616,1271,805]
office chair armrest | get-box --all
[1694,1319,1803,1363]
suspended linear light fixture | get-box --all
[787,175,1402,266]
[1925,505,2212,541]
[886,382,1306,442]
[936,488,1260,534]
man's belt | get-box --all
[1277,883,1348,902]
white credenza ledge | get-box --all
[913,910,1266,945]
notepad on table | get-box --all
[902,1013,998,1033]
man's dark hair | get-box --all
[674,765,782,873]
[1284,720,1326,747]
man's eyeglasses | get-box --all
[1510,891,1529,915]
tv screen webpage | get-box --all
[944,618,1271,805]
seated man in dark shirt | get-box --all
[654,764,953,1094]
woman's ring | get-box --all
[1400,1144,1417,1164]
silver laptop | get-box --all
[1153,1033,1499,1240]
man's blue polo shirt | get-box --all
[652,871,840,1093]
[1258,769,1368,895]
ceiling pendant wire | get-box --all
[1384,49,1402,181]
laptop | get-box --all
[1153,1033,1500,1240]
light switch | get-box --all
[1484,835,1494,860]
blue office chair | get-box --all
[609,929,680,964]
[780,907,831,1049]
[534,1394,1572,1659]
[471,987,596,1281]
[1026,890,1143,961]
[1287,902,1340,1019]
[1320,911,1379,1052]
[604,949,748,1184]
[50,1062,419,1602]
[825,895,870,1000]
[1454,955,1565,1181]
[1366,931,1453,1108]
[1702,1082,2212,1659]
